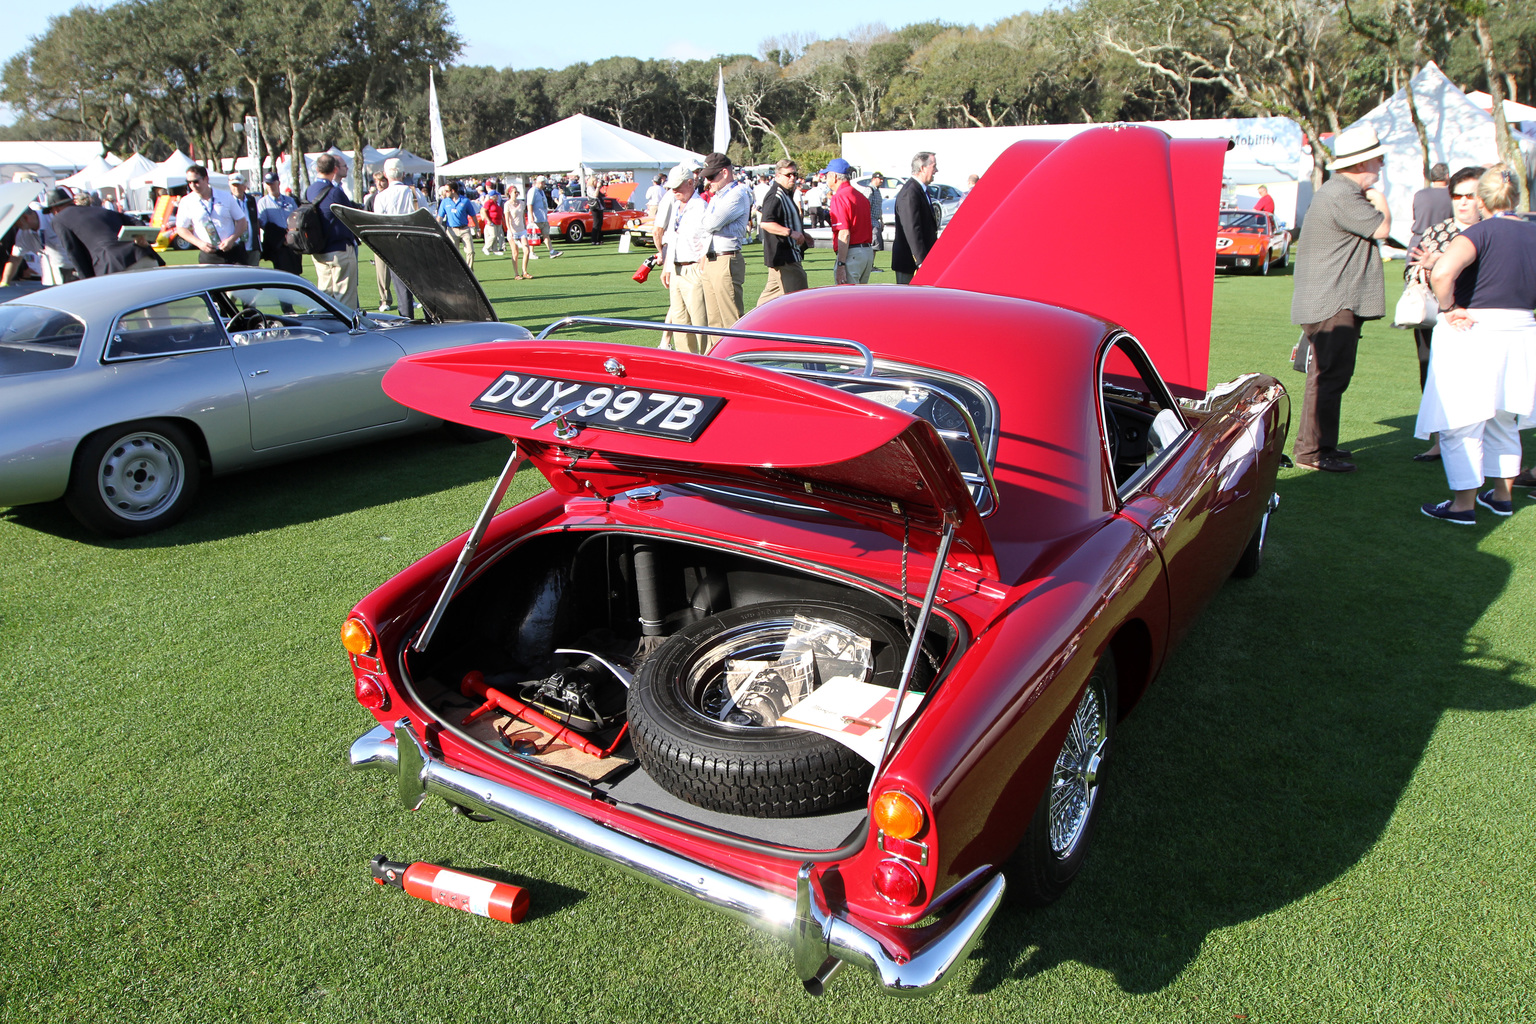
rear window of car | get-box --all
[105,295,227,360]
[0,304,86,376]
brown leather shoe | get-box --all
[1513,468,1536,488]
[1296,455,1357,473]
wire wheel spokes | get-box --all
[1048,678,1108,858]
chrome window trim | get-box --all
[728,351,1001,467]
[1097,331,1192,503]
[102,291,230,363]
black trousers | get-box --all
[198,244,247,265]
[268,247,303,277]
[1412,326,1432,390]
[1296,309,1361,460]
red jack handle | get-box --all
[460,671,628,759]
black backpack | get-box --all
[285,181,333,254]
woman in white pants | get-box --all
[1418,165,1536,524]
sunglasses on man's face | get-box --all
[1452,192,1477,199]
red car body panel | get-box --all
[915,128,1227,399]
[342,125,1291,996]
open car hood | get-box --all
[332,206,497,323]
[382,341,996,572]
[914,125,1228,398]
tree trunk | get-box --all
[1403,64,1431,181]
[1476,16,1530,211]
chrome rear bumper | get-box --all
[350,721,1005,996]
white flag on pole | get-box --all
[429,68,449,168]
[713,65,730,155]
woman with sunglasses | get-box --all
[1404,165,1485,461]
[1417,165,1536,524]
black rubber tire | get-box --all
[65,420,201,537]
[628,600,916,818]
[1231,510,1269,578]
[1009,651,1117,907]
[172,236,191,251]
[565,220,585,243]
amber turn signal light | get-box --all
[341,617,375,656]
[873,791,924,840]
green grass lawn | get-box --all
[1,244,1533,1023]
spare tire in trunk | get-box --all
[627,600,917,818]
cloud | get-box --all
[659,39,716,61]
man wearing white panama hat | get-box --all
[1290,124,1393,473]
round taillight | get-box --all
[341,617,374,656]
[355,675,389,711]
[872,858,924,906]
[873,791,925,840]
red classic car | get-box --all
[546,195,644,243]
[1215,208,1289,274]
[343,127,1290,996]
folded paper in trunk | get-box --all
[776,679,924,765]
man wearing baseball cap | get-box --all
[1289,124,1392,473]
[824,158,873,285]
[227,173,261,266]
[694,152,751,327]
[257,171,301,276]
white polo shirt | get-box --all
[175,190,245,247]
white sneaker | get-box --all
[378,303,391,312]
[528,252,539,260]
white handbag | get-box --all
[1393,280,1438,329]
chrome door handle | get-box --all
[249,369,269,376]
[1150,509,1178,532]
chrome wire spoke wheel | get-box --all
[682,617,866,729]
[1048,677,1108,858]
[96,430,186,522]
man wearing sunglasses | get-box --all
[174,164,249,265]
[757,159,811,304]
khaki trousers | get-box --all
[660,265,708,354]
[845,246,874,284]
[701,251,745,329]
[314,246,359,309]
[449,226,474,269]
[374,252,392,306]
[757,263,808,306]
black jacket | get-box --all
[891,178,937,275]
[49,205,164,278]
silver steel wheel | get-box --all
[95,430,187,522]
[1049,676,1109,858]
[682,616,868,729]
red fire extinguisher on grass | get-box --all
[371,854,530,923]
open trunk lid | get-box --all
[332,206,497,323]
[382,341,996,570]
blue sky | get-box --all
[5,0,1050,119]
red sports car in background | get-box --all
[546,195,645,243]
[341,127,1289,996]
[1215,208,1289,274]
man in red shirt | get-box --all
[824,158,873,284]
[1253,185,1275,215]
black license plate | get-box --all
[470,373,726,442]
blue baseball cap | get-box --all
[823,157,853,175]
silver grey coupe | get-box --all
[0,208,530,536]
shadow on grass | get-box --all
[1,429,516,547]
[968,457,1534,994]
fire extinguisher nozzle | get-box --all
[370,853,410,888]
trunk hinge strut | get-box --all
[870,517,956,788]
[413,441,523,654]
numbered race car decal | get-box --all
[470,372,726,442]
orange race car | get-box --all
[1215,208,1289,274]
[547,194,645,243]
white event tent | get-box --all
[133,149,229,191]
[438,114,702,188]
[1465,91,1536,128]
[843,117,1316,227]
[93,153,158,212]
[58,153,123,190]
[0,141,115,187]
[1341,62,1536,246]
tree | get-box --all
[2,6,143,156]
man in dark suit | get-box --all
[42,189,162,279]
[892,152,939,284]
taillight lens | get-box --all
[341,617,375,656]
[872,858,924,905]
[873,791,925,840]
[355,675,389,710]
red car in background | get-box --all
[1215,208,1289,274]
[546,194,644,243]
[341,127,1289,997]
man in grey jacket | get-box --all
[1289,125,1392,473]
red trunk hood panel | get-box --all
[914,125,1228,398]
[382,342,996,570]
